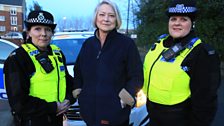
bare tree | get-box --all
[29,1,42,11]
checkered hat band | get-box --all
[26,18,53,24]
[169,7,197,13]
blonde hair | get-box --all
[92,0,122,29]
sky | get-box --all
[25,0,136,30]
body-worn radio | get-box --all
[162,37,198,61]
[162,42,183,61]
[35,52,54,73]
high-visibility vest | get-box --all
[22,43,66,102]
[143,36,201,105]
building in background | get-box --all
[0,0,26,35]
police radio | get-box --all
[162,37,199,61]
[162,42,183,61]
[35,52,54,73]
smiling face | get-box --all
[96,4,117,33]
[28,25,53,51]
[168,16,192,39]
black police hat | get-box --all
[24,10,57,31]
[166,0,197,21]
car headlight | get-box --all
[135,90,147,108]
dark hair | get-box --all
[22,31,27,42]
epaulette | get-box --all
[150,43,157,51]
[157,34,168,41]
[203,43,216,55]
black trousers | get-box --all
[116,119,129,126]
[86,119,129,126]
[14,114,63,126]
[146,99,190,126]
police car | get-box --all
[0,39,18,126]
[51,32,149,126]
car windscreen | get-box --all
[0,42,16,63]
[51,38,85,65]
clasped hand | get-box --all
[56,99,70,116]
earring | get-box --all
[192,21,195,29]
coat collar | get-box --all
[94,28,117,41]
[164,31,196,48]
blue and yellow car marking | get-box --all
[0,68,7,99]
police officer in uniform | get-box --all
[4,10,75,126]
[142,0,221,126]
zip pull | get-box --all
[96,50,101,59]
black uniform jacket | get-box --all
[162,31,221,126]
[3,43,75,120]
